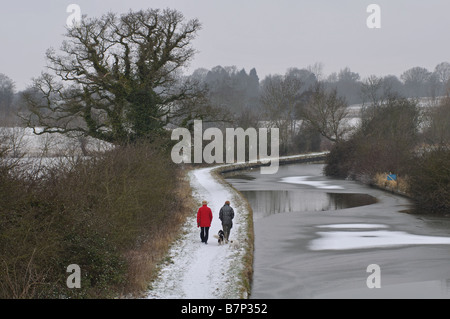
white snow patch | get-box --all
[280,176,344,189]
[0,127,113,157]
[309,229,450,251]
[317,224,388,229]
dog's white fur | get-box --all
[213,233,224,245]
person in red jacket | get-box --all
[197,200,213,244]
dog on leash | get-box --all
[213,230,225,245]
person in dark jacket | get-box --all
[219,201,234,243]
[197,200,213,244]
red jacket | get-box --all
[197,205,213,227]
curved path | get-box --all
[146,166,251,299]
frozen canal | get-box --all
[225,163,450,299]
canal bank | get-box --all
[211,152,330,298]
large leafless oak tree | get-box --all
[24,9,206,144]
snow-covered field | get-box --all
[0,127,112,157]
[146,166,252,299]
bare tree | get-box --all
[401,67,431,98]
[300,83,350,143]
[0,74,15,124]
[360,75,405,119]
[434,62,450,86]
[434,62,450,95]
[306,62,325,82]
[260,73,304,153]
[424,95,450,147]
[327,67,361,105]
[23,9,204,144]
[361,75,384,107]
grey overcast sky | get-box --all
[1,0,449,90]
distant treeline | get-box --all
[1,62,450,126]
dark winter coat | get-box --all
[219,204,234,226]
[197,205,213,227]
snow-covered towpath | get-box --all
[146,166,251,299]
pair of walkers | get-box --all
[197,200,234,245]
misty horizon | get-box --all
[1,0,450,91]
